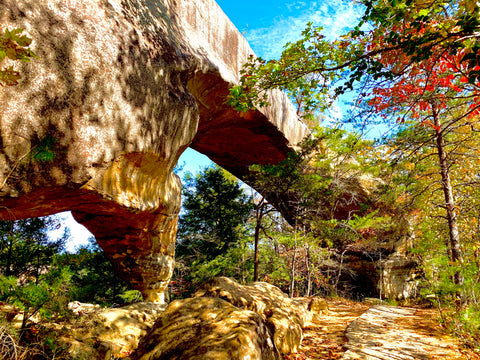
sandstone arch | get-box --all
[0,0,308,301]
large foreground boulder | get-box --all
[193,277,309,354]
[135,297,282,360]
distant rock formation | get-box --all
[0,0,307,301]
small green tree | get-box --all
[177,166,253,260]
[0,266,72,340]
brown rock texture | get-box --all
[135,297,282,360]
[65,302,167,358]
[194,277,309,355]
[0,0,308,301]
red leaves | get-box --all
[420,119,441,132]
[364,35,480,122]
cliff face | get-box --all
[0,0,308,301]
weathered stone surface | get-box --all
[65,301,166,358]
[0,0,308,301]
[343,305,465,360]
[0,301,166,358]
[194,277,308,354]
[135,297,282,360]
[380,254,419,300]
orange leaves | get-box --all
[420,119,441,132]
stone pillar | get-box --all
[70,154,183,302]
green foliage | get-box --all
[174,166,254,296]
[177,166,253,260]
[30,136,57,163]
[246,127,398,298]
[0,28,38,86]
[0,266,73,334]
[251,127,386,237]
[0,217,66,280]
[56,238,138,307]
[118,290,143,304]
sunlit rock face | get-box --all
[380,254,419,300]
[136,277,311,359]
[194,277,309,355]
[0,0,307,301]
[136,297,282,360]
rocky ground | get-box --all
[288,298,480,360]
[3,297,480,359]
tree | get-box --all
[0,217,66,281]
[250,194,278,282]
[228,0,479,288]
[56,238,139,306]
[228,0,479,113]
[249,127,396,297]
[177,166,253,260]
[0,267,72,340]
[174,166,253,294]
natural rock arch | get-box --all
[0,0,308,301]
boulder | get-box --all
[307,297,329,313]
[64,302,166,358]
[193,277,308,354]
[135,297,282,360]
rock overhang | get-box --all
[0,0,308,300]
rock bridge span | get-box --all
[0,0,308,301]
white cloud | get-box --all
[245,0,363,60]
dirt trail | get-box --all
[287,299,480,360]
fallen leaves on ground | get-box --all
[286,298,368,360]
[287,299,480,360]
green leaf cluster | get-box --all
[0,28,38,86]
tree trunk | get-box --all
[289,232,297,298]
[6,235,13,276]
[335,249,347,295]
[253,221,260,282]
[432,106,464,285]
[306,244,311,297]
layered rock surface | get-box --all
[136,297,282,360]
[136,277,312,359]
[66,302,167,359]
[0,0,308,300]
[194,276,309,354]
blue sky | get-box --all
[59,0,362,251]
